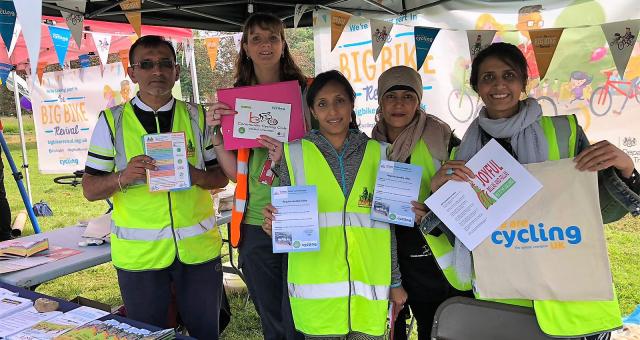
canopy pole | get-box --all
[12,70,33,204]
[189,42,200,103]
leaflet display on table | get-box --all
[143,132,191,192]
[7,306,109,339]
[0,307,62,338]
[0,295,32,319]
[54,319,175,340]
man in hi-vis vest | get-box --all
[83,35,228,339]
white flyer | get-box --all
[233,98,291,142]
[143,132,191,192]
[7,306,109,339]
[0,307,62,338]
[425,139,543,250]
[271,186,320,253]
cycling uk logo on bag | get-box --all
[491,219,582,250]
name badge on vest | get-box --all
[258,159,275,185]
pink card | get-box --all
[218,80,306,150]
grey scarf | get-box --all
[456,98,548,163]
[450,97,548,287]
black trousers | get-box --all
[0,153,12,240]
[116,257,222,340]
[239,223,302,340]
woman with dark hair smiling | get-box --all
[262,70,391,339]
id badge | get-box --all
[258,159,275,185]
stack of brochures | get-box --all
[6,305,109,339]
[0,239,49,258]
[54,319,176,340]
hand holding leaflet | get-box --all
[271,186,320,253]
[370,161,422,227]
[143,132,191,192]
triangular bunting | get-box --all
[48,26,72,68]
[370,19,393,62]
[294,4,311,29]
[36,61,47,85]
[601,20,640,79]
[232,33,242,53]
[184,38,194,67]
[330,11,351,51]
[8,21,20,57]
[13,0,42,84]
[466,30,496,61]
[414,26,440,71]
[56,0,86,48]
[0,1,17,53]
[205,37,221,71]
[0,62,11,86]
[120,0,142,37]
[118,50,130,72]
[92,32,112,66]
[529,28,564,80]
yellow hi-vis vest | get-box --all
[481,115,622,337]
[283,139,390,336]
[103,101,222,271]
[411,139,473,292]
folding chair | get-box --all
[431,297,580,340]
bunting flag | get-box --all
[36,61,47,85]
[466,30,496,61]
[169,38,178,54]
[57,0,86,48]
[8,21,20,57]
[13,0,42,83]
[92,32,112,66]
[0,1,17,53]
[184,38,194,67]
[330,10,351,51]
[370,19,393,62]
[294,4,311,29]
[205,37,221,70]
[48,26,72,67]
[78,54,90,68]
[232,33,242,53]
[118,50,129,72]
[120,0,142,37]
[601,20,640,78]
[529,28,564,80]
[0,62,11,86]
[414,26,440,71]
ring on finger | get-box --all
[445,168,454,175]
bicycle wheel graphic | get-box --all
[589,87,612,117]
[536,96,558,116]
[447,89,474,123]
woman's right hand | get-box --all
[262,203,277,236]
[430,160,475,193]
[206,102,236,146]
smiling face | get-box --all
[380,90,419,131]
[243,25,284,70]
[311,81,354,139]
[476,56,525,119]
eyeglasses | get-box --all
[131,59,176,70]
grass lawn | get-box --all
[1,129,639,339]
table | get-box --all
[0,282,194,339]
[0,210,237,288]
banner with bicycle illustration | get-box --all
[313,0,640,167]
[29,63,182,174]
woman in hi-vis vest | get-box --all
[369,66,473,340]
[262,70,391,339]
[431,42,640,339]
[205,13,309,340]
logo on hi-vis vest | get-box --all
[491,220,583,250]
[187,140,195,158]
[358,187,373,208]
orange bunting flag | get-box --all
[118,50,130,72]
[36,61,47,85]
[120,0,142,37]
[330,10,351,52]
[529,28,564,80]
[205,37,221,71]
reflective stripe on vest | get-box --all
[284,138,390,336]
[486,114,621,337]
[104,101,221,270]
[230,148,250,247]
[288,281,388,301]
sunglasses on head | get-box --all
[131,59,175,70]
